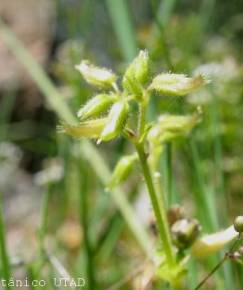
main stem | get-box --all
[138,103,146,137]
[135,142,175,267]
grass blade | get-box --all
[79,162,95,290]
[106,0,138,62]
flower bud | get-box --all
[192,225,238,258]
[99,101,129,142]
[107,154,138,189]
[239,246,243,255]
[167,205,185,226]
[148,113,201,145]
[75,60,117,88]
[234,216,243,233]
[149,74,205,96]
[122,50,149,97]
[229,251,241,260]
[77,94,117,120]
[57,118,108,139]
[171,218,201,250]
[157,113,201,134]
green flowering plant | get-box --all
[60,50,204,144]
[59,51,243,289]
[58,50,206,288]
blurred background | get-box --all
[0,0,243,289]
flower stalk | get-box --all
[135,141,176,267]
[138,102,146,136]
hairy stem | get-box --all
[135,142,175,267]
[138,103,146,137]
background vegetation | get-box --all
[0,0,243,289]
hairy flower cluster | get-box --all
[59,50,206,145]
[58,50,207,189]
